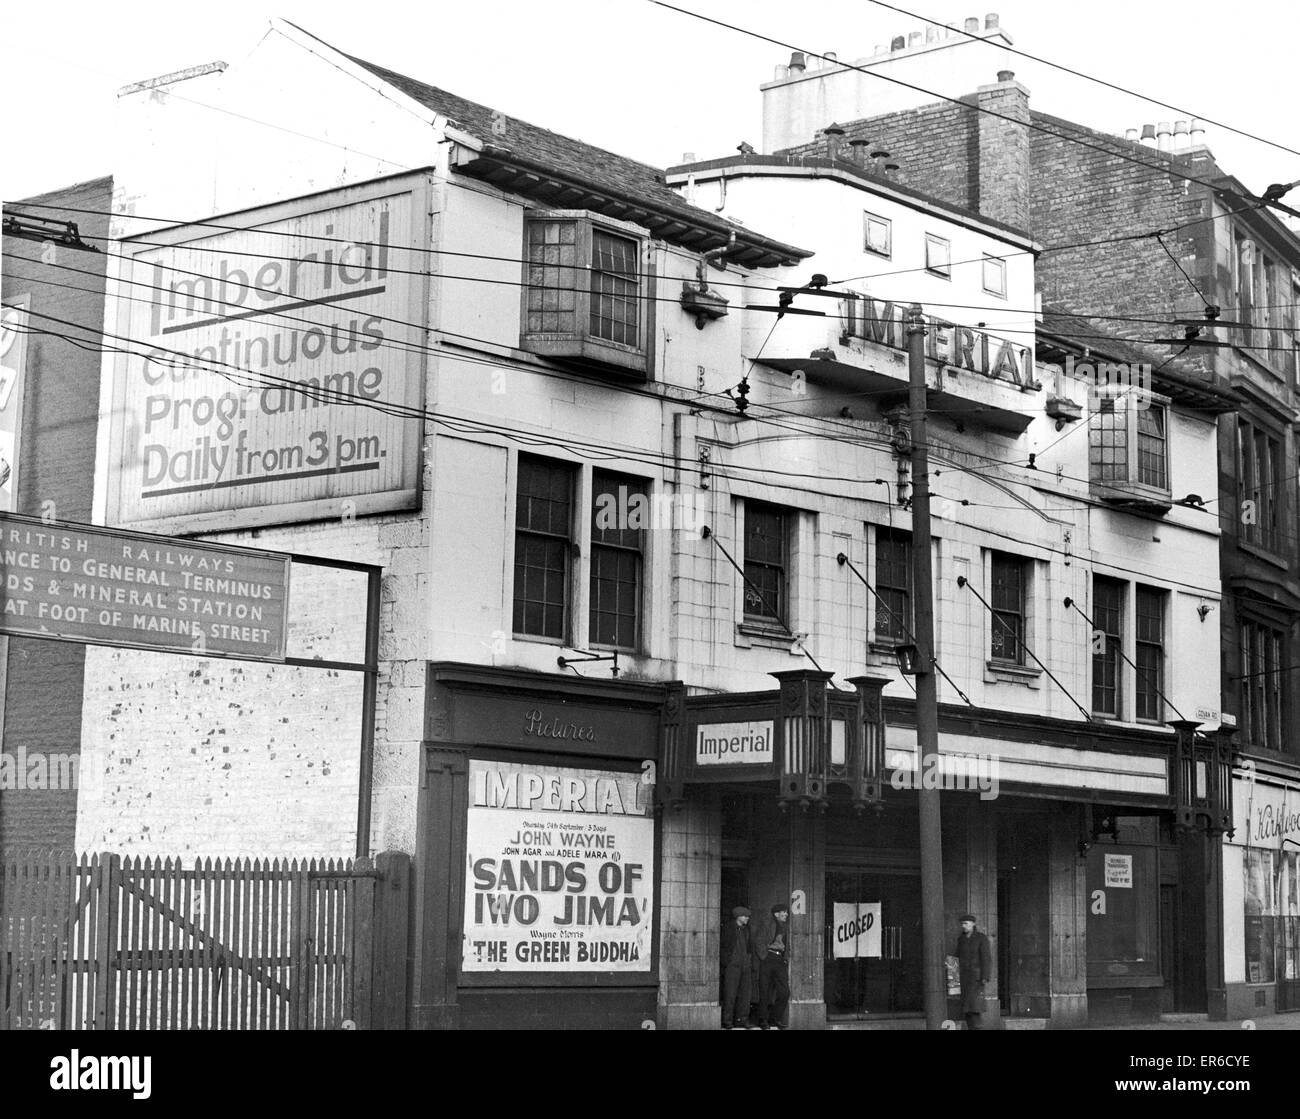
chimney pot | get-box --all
[985,12,999,29]
[1140,123,1157,147]
[824,51,838,64]
[789,51,806,72]
[884,162,900,178]
[891,35,906,50]
[870,148,890,160]
[849,138,870,166]
[1173,120,1190,152]
[926,25,939,42]
[1125,128,1139,142]
[997,70,1015,82]
[1157,121,1172,152]
[1190,118,1206,146]
[774,64,788,80]
[964,16,980,32]
[908,31,923,47]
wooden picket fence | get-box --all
[0,851,409,1030]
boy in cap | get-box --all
[955,913,992,1030]
[721,906,757,1029]
[755,901,791,1029]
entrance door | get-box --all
[824,869,921,1016]
[1160,885,1179,1014]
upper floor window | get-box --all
[1238,419,1284,554]
[1134,586,1166,722]
[873,526,912,643]
[1239,616,1285,751]
[1092,576,1124,717]
[864,211,892,258]
[589,470,647,651]
[523,213,645,375]
[982,255,1007,298]
[989,551,1027,665]
[925,234,951,279]
[513,454,576,641]
[743,501,788,625]
[1089,392,1169,497]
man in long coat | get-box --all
[721,906,756,1029]
[955,913,992,1030]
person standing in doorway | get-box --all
[955,913,992,1030]
[721,906,757,1029]
[755,902,791,1029]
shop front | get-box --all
[1224,770,1300,1018]
[412,663,666,1030]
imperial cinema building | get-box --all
[10,19,1243,1029]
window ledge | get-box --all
[1239,539,1291,571]
[985,660,1042,684]
[736,622,796,650]
[1089,482,1173,515]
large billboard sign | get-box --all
[104,180,427,533]
[0,512,289,662]
[462,760,655,973]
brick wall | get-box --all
[1,176,111,855]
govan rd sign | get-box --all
[0,512,288,661]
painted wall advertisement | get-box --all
[831,901,882,959]
[105,183,425,532]
[463,760,654,972]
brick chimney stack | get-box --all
[976,70,1031,231]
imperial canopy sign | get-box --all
[104,182,426,533]
[0,513,288,662]
[462,760,654,972]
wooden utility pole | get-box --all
[906,304,948,1029]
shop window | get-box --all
[982,255,1007,298]
[589,470,646,651]
[1237,419,1284,554]
[989,551,1027,665]
[522,213,645,375]
[924,233,951,279]
[863,211,892,258]
[743,501,788,625]
[1086,842,1159,982]
[513,454,576,641]
[1134,585,1166,722]
[1244,848,1276,984]
[1239,616,1285,751]
[1092,575,1123,717]
[872,526,912,643]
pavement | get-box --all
[1081,1014,1299,1030]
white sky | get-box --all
[3,0,1298,217]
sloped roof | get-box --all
[342,53,811,268]
[1039,304,1240,413]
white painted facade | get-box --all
[78,17,1224,863]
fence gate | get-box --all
[0,851,409,1030]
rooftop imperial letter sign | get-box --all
[105,185,426,533]
[462,761,654,972]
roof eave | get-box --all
[453,146,812,268]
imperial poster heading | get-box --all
[105,183,425,532]
[463,761,654,973]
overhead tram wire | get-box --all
[5,195,1283,330]
[645,1,1260,198]
[19,254,1270,520]
[11,310,1234,600]
[862,0,1300,162]
[13,268,1243,525]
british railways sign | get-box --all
[0,513,289,662]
